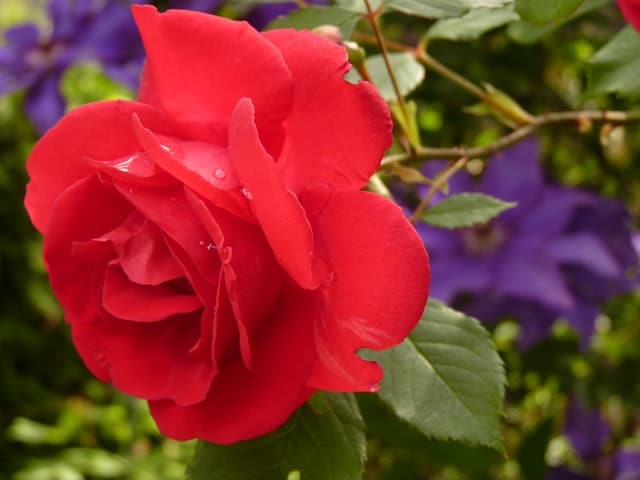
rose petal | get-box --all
[43,175,132,324]
[131,114,254,222]
[87,151,176,188]
[42,174,132,380]
[131,5,293,151]
[228,98,327,289]
[185,189,284,369]
[102,265,202,322]
[99,211,184,286]
[73,311,214,406]
[25,99,169,232]
[148,283,317,444]
[264,29,392,192]
[113,184,221,298]
[306,190,430,392]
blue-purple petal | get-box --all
[24,74,66,134]
[547,233,621,277]
[565,396,610,460]
[168,0,220,11]
[480,138,544,217]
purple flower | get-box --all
[0,0,146,134]
[565,396,611,460]
[614,450,640,480]
[167,0,220,12]
[416,138,638,349]
[547,398,640,480]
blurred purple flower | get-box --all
[416,138,638,349]
[565,396,611,460]
[548,398,640,480]
[168,0,220,12]
[0,0,146,134]
[614,450,640,480]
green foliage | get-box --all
[427,5,520,41]
[350,53,425,101]
[514,0,584,25]
[368,300,506,452]
[187,393,366,480]
[265,6,360,39]
[420,193,516,228]
[586,26,640,98]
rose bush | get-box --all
[24,6,430,444]
[619,0,640,31]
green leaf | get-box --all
[420,193,516,229]
[464,0,513,6]
[585,26,640,99]
[514,0,584,24]
[358,52,425,101]
[507,0,609,44]
[265,6,361,40]
[369,300,506,451]
[187,393,366,480]
[383,0,467,19]
[427,5,520,41]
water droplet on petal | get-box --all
[160,144,171,152]
[241,187,253,200]
[214,168,226,180]
[206,243,217,251]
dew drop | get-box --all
[160,144,171,152]
[214,168,226,180]
[206,243,217,251]
[241,187,253,200]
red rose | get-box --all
[24,6,430,444]
[619,0,640,31]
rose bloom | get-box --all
[619,0,640,32]
[24,6,430,444]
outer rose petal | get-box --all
[619,0,640,32]
[263,29,392,192]
[148,284,317,444]
[306,190,430,392]
[43,175,132,326]
[132,5,293,150]
[25,100,171,232]
[73,312,215,406]
[228,98,327,289]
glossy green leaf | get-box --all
[187,393,366,480]
[420,193,516,229]
[359,53,425,102]
[427,5,519,40]
[464,0,513,6]
[369,300,506,451]
[266,6,361,40]
[514,0,584,24]
[507,0,609,44]
[585,26,640,99]
[383,0,467,18]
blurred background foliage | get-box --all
[1,0,640,479]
